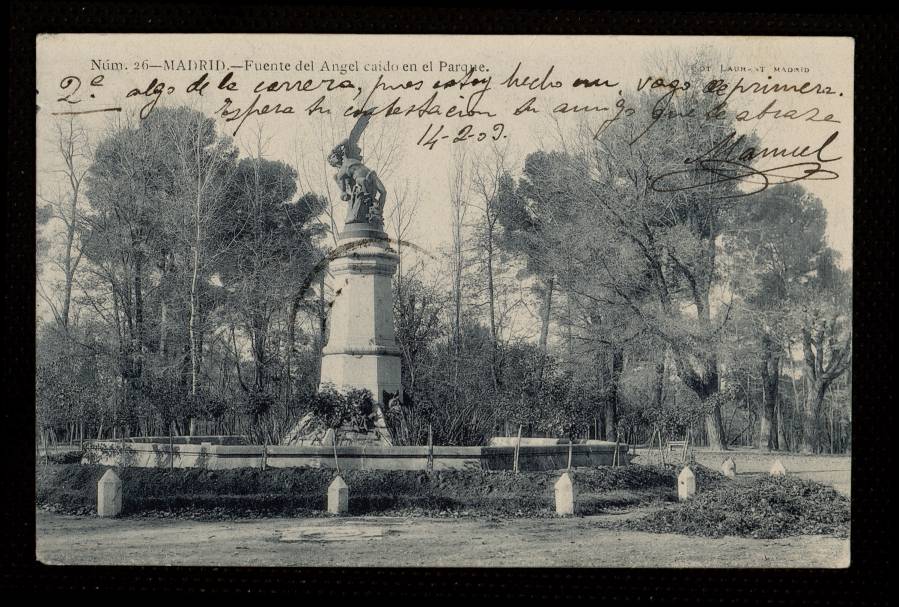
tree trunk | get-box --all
[251,314,268,391]
[188,187,203,436]
[776,397,788,451]
[61,216,77,330]
[537,276,555,390]
[758,333,780,451]
[316,272,327,386]
[58,117,85,332]
[538,276,554,353]
[594,350,607,440]
[800,380,828,454]
[673,352,726,450]
[286,300,299,421]
[653,359,665,410]
[698,370,726,451]
[486,228,499,392]
[704,401,725,451]
[133,254,145,384]
[159,299,168,355]
[159,252,171,356]
[605,348,624,440]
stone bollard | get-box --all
[721,457,737,479]
[769,459,787,477]
[554,472,576,516]
[678,466,696,501]
[97,468,122,517]
[328,475,349,515]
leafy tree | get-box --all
[545,69,762,449]
[82,107,239,435]
[216,156,327,430]
[495,151,582,356]
[726,183,834,450]
[794,252,851,453]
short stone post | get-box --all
[97,468,122,517]
[769,459,787,477]
[554,472,576,516]
[328,475,349,515]
[721,457,737,479]
[678,466,696,501]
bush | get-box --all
[43,450,84,465]
[310,385,377,433]
[623,475,850,538]
[36,464,688,518]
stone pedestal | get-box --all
[97,468,122,517]
[318,226,401,441]
[554,472,576,515]
[722,457,737,479]
[328,475,349,515]
[678,466,696,501]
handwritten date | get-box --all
[417,123,506,150]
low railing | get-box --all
[82,440,630,471]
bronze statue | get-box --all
[328,114,387,227]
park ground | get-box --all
[36,509,849,567]
[632,448,851,497]
[35,451,850,567]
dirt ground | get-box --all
[35,509,849,568]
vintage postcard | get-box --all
[35,34,852,567]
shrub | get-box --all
[310,384,376,433]
[623,475,850,538]
[45,450,83,465]
[36,464,684,518]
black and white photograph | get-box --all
[31,33,854,569]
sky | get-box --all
[36,35,854,324]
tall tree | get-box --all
[163,107,238,425]
[495,151,582,374]
[553,69,756,449]
[448,148,470,406]
[469,143,514,392]
[83,108,239,434]
[217,155,326,427]
[795,251,852,453]
[726,183,833,451]
[82,113,171,433]
[37,116,91,331]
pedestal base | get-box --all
[319,352,402,405]
[313,226,402,445]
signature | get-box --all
[650,130,841,197]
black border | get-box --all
[6,5,895,602]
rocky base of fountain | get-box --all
[281,411,392,446]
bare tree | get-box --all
[448,147,470,405]
[166,108,237,431]
[468,142,514,391]
[37,116,92,331]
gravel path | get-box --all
[36,510,849,568]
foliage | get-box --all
[36,92,851,454]
[625,475,850,538]
[37,106,331,443]
[308,385,376,433]
[36,463,682,518]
